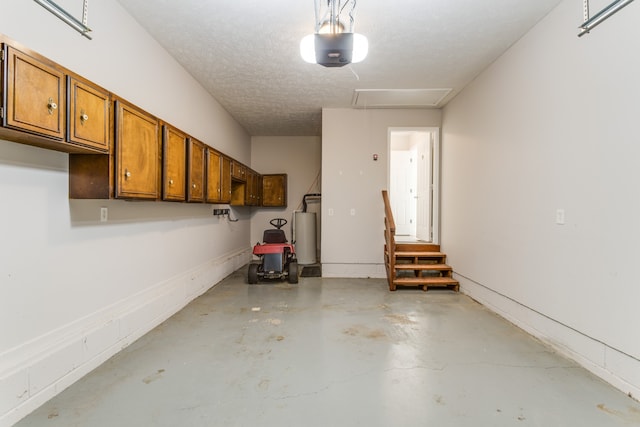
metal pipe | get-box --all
[330,0,337,33]
[33,0,92,39]
[579,0,635,37]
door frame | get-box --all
[387,127,440,244]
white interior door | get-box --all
[389,150,414,236]
[389,128,439,243]
[416,134,431,241]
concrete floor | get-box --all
[16,270,640,426]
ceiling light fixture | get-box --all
[300,0,368,67]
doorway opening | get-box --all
[388,127,440,244]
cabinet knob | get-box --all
[47,98,57,115]
[124,169,131,179]
[192,183,197,189]
[169,179,174,185]
[80,110,89,124]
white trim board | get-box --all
[0,248,252,427]
[457,275,640,402]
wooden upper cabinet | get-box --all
[187,138,205,202]
[0,35,287,208]
[245,170,255,205]
[67,76,110,152]
[231,160,246,181]
[206,148,222,203]
[114,100,160,200]
[254,171,262,206]
[1,42,109,154]
[162,124,187,201]
[4,45,65,139]
[262,174,287,207]
[206,149,233,204]
[245,169,261,206]
[220,156,232,203]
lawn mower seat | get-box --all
[263,229,287,244]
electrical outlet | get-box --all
[556,208,565,225]
[100,207,108,222]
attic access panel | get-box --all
[352,88,452,108]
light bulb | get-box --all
[300,34,316,63]
[352,33,368,63]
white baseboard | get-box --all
[457,274,640,402]
[0,248,252,427]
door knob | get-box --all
[47,98,57,115]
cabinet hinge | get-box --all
[0,50,4,61]
[0,107,4,119]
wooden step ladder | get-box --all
[382,191,459,292]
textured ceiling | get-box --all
[116,0,563,136]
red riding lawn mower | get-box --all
[248,218,298,284]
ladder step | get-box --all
[394,277,459,286]
[395,243,440,252]
[394,263,452,271]
[395,251,446,258]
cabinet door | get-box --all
[114,100,160,199]
[220,156,232,203]
[231,161,246,181]
[4,46,64,139]
[262,174,287,207]
[254,172,262,206]
[206,149,222,203]
[245,170,254,205]
[162,125,187,201]
[67,77,110,152]
[187,138,205,202]
[246,170,261,206]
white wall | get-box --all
[442,0,640,398]
[0,2,251,425]
[250,136,322,252]
[321,108,442,277]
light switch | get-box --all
[350,208,356,216]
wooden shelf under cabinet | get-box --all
[230,181,246,206]
[69,153,112,199]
